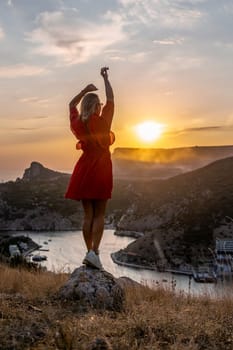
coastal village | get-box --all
[112,215,233,283]
[112,237,233,284]
[0,234,46,266]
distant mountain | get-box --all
[0,163,80,231]
[22,161,69,181]
[112,145,233,179]
[0,162,131,231]
[0,152,232,267]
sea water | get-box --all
[14,229,233,297]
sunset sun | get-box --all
[135,121,164,142]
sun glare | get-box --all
[135,121,164,142]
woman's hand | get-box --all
[101,66,113,102]
[69,84,97,108]
[84,84,98,93]
[101,67,109,79]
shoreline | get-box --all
[0,224,114,234]
[114,230,144,239]
[111,252,193,277]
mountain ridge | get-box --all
[0,155,232,273]
[112,145,233,179]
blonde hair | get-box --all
[80,93,99,122]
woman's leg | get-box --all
[81,199,94,251]
[92,199,107,253]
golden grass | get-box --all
[0,263,67,299]
[1,264,233,349]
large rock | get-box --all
[58,266,125,311]
[22,161,68,181]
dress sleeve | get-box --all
[101,100,114,131]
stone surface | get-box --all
[58,266,126,311]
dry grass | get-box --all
[1,264,233,350]
[0,264,67,299]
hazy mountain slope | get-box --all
[0,155,232,238]
[115,156,233,268]
[112,145,233,179]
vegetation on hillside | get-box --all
[1,263,233,349]
[0,174,134,230]
[115,157,233,268]
[0,157,232,267]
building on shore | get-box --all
[9,245,21,257]
[215,238,233,279]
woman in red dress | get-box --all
[65,67,114,270]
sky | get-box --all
[0,0,233,180]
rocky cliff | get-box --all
[0,162,81,231]
[22,161,68,181]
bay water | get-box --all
[17,229,233,298]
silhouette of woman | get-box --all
[65,67,114,269]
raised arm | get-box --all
[101,67,114,102]
[100,67,114,130]
[69,84,98,108]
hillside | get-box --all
[115,156,233,269]
[0,162,132,231]
[0,155,232,273]
[0,162,81,231]
[1,263,233,350]
[112,145,233,179]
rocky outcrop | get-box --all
[22,161,68,181]
[0,166,83,231]
[0,235,38,254]
[58,266,129,312]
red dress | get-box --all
[65,101,114,200]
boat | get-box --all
[193,270,217,283]
[32,254,47,262]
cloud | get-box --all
[19,97,50,105]
[158,54,204,72]
[224,3,233,13]
[25,9,126,65]
[214,41,233,50]
[128,51,148,63]
[0,27,4,39]
[118,0,204,27]
[166,124,233,136]
[153,38,185,45]
[184,126,222,132]
[33,115,48,119]
[0,64,50,78]
[13,127,39,131]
